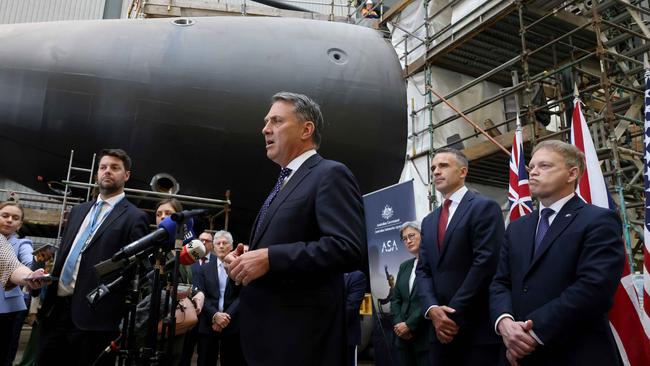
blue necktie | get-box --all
[61,201,106,285]
[534,208,554,253]
[254,167,292,238]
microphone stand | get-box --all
[160,215,187,362]
[142,249,165,365]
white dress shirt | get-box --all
[443,186,469,228]
[217,258,228,311]
[408,258,418,294]
[201,253,212,265]
[423,186,468,318]
[58,192,125,296]
[284,149,317,185]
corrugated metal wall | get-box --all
[0,0,106,24]
[221,0,352,17]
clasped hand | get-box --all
[427,306,459,344]
[498,318,538,366]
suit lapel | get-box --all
[56,202,93,267]
[437,191,473,264]
[527,196,584,273]
[520,210,538,266]
[84,198,128,251]
[427,208,441,258]
[251,154,322,248]
[209,259,219,291]
[405,258,419,300]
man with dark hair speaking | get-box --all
[36,149,149,366]
[225,92,366,365]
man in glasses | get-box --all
[415,147,503,366]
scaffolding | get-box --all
[385,0,649,268]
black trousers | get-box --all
[35,296,119,366]
[179,325,199,366]
[197,331,220,366]
[430,340,500,366]
[220,331,245,366]
[0,310,26,366]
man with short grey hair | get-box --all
[225,92,366,365]
[194,229,243,366]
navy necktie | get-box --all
[534,208,554,253]
[254,167,292,238]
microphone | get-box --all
[111,216,177,262]
[171,209,212,223]
[179,239,206,265]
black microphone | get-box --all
[111,217,177,262]
[170,209,212,223]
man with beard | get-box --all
[36,149,149,366]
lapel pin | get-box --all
[565,213,572,217]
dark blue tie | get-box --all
[534,208,554,253]
[254,167,292,238]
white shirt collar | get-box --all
[97,192,125,208]
[285,149,317,173]
[446,186,468,204]
[539,193,575,214]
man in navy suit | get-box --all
[36,149,149,366]
[194,230,244,366]
[211,231,245,366]
[415,147,503,366]
[225,92,366,366]
[490,140,625,365]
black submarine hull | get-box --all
[0,16,406,238]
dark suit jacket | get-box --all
[194,258,241,335]
[391,257,429,352]
[415,190,503,346]
[240,153,366,366]
[490,196,625,365]
[41,197,149,332]
[344,271,366,346]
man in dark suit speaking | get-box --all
[490,140,625,365]
[415,147,503,366]
[36,149,149,366]
[225,92,366,365]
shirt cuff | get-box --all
[424,305,438,319]
[494,313,514,335]
[529,329,544,346]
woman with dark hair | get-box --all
[151,198,204,366]
[0,202,33,365]
[155,198,183,226]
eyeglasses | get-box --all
[401,233,418,242]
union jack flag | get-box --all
[572,85,650,365]
[507,125,533,223]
